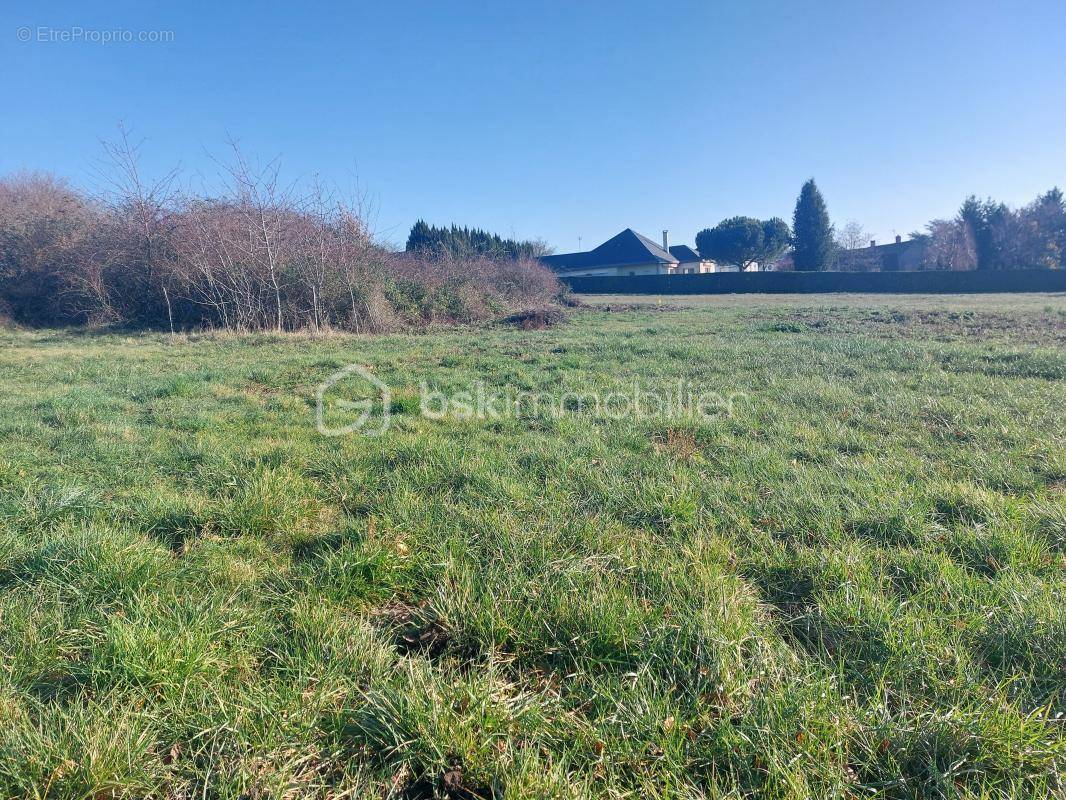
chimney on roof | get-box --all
[895,235,902,244]
[662,230,669,252]
[870,239,876,248]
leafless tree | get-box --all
[922,218,977,270]
[218,141,293,331]
[835,219,870,251]
[92,124,182,330]
[1014,189,1065,269]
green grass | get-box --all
[0,293,1063,798]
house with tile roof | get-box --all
[540,229,717,277]
[668,244,714,274]
[834,235,927,272]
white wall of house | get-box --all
[564,261,765,277]
[562,262,675,277]
[711,262,760,272]
[676,260,716,274]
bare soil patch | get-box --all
[372,600,454,660]
[500,307,569,329]
[777,308,1066,345]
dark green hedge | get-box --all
[561,269,1066,295]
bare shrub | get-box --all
[921,218,978,271]
[0,142,562,332]
[0,172,100,325]
[89,126,184,329]
[385,253,561,327]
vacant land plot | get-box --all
[0,294,1063,798]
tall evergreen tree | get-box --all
[792,179,835,271]
[405,219,433,253]
[958,196,1012,270]
[1033,188,1066,267]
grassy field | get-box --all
[0,293,1063,798]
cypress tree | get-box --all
[792,179,835,271]
[405,219,433,253]
[405,220,544,260]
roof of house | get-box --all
[835,238,924,263]
[835,238,927,271]
[669,244,701,262]
[541,228,679,272]
[847,238,921,255]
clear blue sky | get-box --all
[4,1,1065,252]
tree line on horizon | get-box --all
[405,220,549,261]
[915,189,1066,271]
[414,177,1066,274]
[693,180,1066,271]
[3,132,1063,334]
[692,179,837,272]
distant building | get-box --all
[835,235,927,272]
[668,244,714,274]
[541,229,726,276]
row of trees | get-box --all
[916,189,1066,270]
[837,189,1066,271]
[697,180,1066,272]
[0,135,559,331]
[405,220,548,260]
[694,179,835,271]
